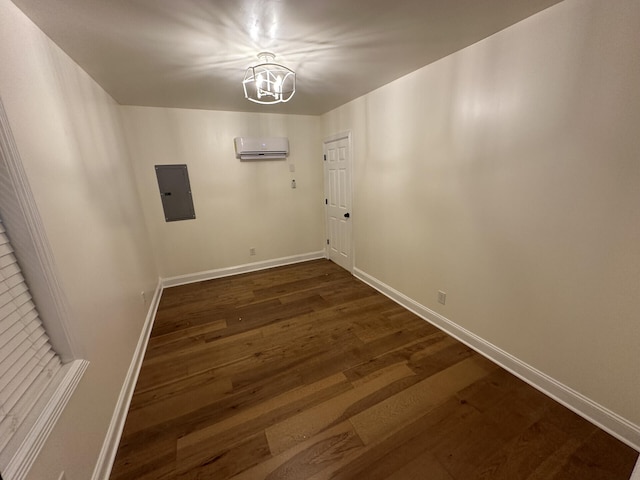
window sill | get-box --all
[2,359,89,480]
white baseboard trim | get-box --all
[4,359,89,480]
[91,278,163,480]
[353,267,640,452]
[91,253,328,479]
[162,251,326,288]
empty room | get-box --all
[0,0,638,479]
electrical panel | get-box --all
[154,164,196,222]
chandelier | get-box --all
[243,52,296,104]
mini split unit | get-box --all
[234,137,289,160]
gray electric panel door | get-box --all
[155,164,196,222]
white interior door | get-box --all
[324,134,352,272]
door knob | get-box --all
[344,213,350,218]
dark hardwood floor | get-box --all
[110,259,638,479]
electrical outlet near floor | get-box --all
[249,247,256,256]
[437,290,447,305]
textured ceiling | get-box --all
[11,0,563,115]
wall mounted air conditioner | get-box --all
[234,137,289,160]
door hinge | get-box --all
[323,154,327,161]
[326,239,330,245]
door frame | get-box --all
[323,131,354,272]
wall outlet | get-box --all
[437,290,447,305]
[289,163,295,173]
[249,247,256,256]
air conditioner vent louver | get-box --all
[234,137,289,160]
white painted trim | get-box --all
[0,97,79,362]
[4,359,89,480]
[1,96,91,479]
[91,279,163,480]
[353,267,640,452]
[162,251,326,288]
[323,131,352,144]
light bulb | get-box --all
[274,75,282,99]
[256,73,264,98]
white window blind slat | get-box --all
[0,349,54,407]
[1,348,55,432]
[1,309,39,340]
[0,324,47,373]
[9,282,28,299]
[1,322,48,362]
[1,347,55,412]
[0,254,17,270]
[0,335,44,396]
[1,285,28,311]
[0,321,22,352]
[0,302,18,330]
[12,291,32,310]
[3,272,25,291]
[0,224,64,467]
[19,308,38,326]
[0,243,12,257]
[0,261,20,278]
[0,355,60,453]
[0,326,28,368]
[16,299,36,317]
[0,309,21,337]
[0,290,13,309]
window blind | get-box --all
[0,220,62,457]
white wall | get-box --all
[0,1,159,478]
[120,106,324,278]
[1,0,637,476]
[323,0,640,429]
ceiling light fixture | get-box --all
[243,52,295,104]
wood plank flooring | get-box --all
[110,259,638,479]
